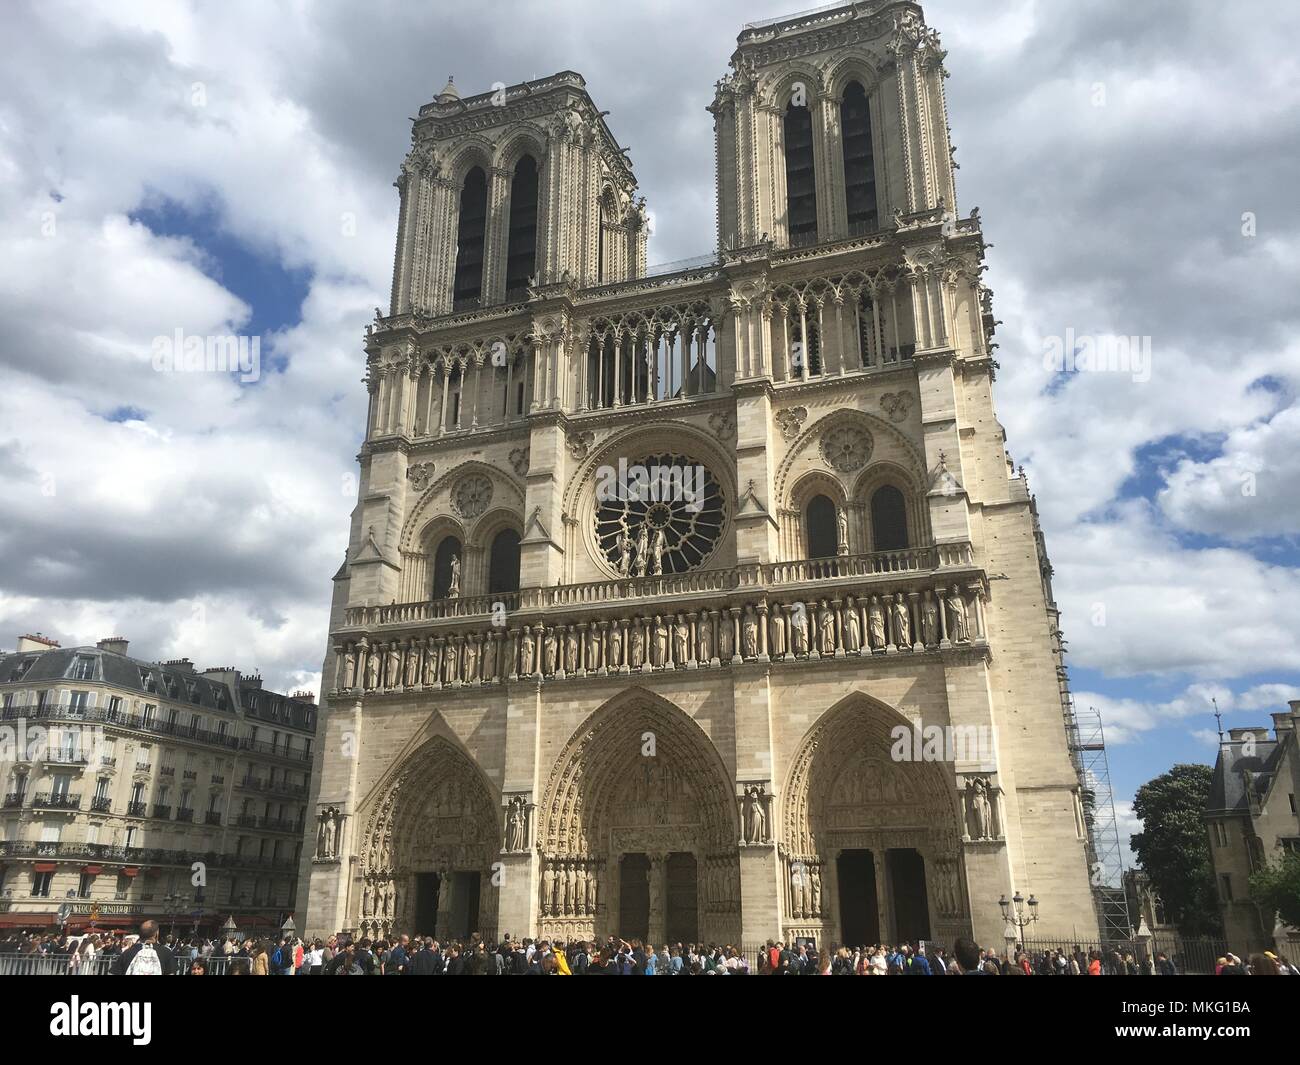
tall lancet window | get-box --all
[505,154,538,296]
[783,101,818,245]
[453,166,487,307]
[840,81,878,232]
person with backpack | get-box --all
[111,920,176,976]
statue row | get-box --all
[333,584,986,694]
[541,857,601,918]
[361,876,400,920]
[786,857,826,920]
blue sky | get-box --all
[1,0,1298,860]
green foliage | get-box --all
[1249,851,1300,930]
[1130,764,1222,937]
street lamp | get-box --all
[222,914,239,946]
[999,891,1040,950]
[280,915,296,939]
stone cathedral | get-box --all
[301,0,1099,950]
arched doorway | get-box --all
[431,536,462,599]
[536,690,740,944]
[357,736,499,942]
[782,695,969,948]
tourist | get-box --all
[111,920,176,976]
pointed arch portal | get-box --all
[537,690,741,944]
[358,735,500,943]
[782,694,971,946]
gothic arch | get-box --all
[495,126,549,172]
[780,692,969,941]
[853,460,928,552]
[823,54,888,101]
[445,137,495,186]
[759,63,826,110]
[536,688,741,941]
[399,459,526,554]
[355,732,500,939]
[775,406,925,510]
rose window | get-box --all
[594,453,725,576]
[453,474,493,518]
[820,425,872,472]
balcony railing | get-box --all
[0,839,301,872]
[32,792,80,811]
[90,796,112,813]
[175,808,194,823]
[205,811,223,826]
[151,804,172,820]
[3,793,24,808]
[343,545,973,631]
[126,801,147,817]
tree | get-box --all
[1249,852,1300,931]
[1130,764,1222,937]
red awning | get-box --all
[122,867,139,877]
[33,863,56,873]
[0,913,58,927]
[81,865,103,875]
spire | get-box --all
[436,75,460,104]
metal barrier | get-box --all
[0,951,241,975]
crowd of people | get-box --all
[3,922,1296,975]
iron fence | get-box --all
[0,951,238,976]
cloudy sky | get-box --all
[2,0,1297,855]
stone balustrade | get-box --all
[341,543,973,632]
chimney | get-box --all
[1274,711,1296,739]
[1228,726,1270,744]
[16,633,60,653]
[163,657,195,673]
[96,637,130,656]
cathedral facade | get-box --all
[300,0,1098,949]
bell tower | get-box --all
[711,0,956,251]
[390,72,647,319]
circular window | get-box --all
[593,453,726,576]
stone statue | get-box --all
[629,619,645,668]
[868,596,887,649]
[742,606,758,658]
[447,553,461,599]
[946,585,969,642]
[563,626,580,673]
[818,599,836,654]
[652,615,669,667]
[967,777,998,839]
[362,879,373,916]
[769,609,787,657]
[616,529,633,576]
[519,627,535,676]
[743,784,768,844]
[650,528,666,576]
[365,646,379,689]
[718,612,734,659]
[790,604,808,656]
[892,592,911,647]
[341,648,357,689]
[633,525,649,577]
[608,624,623,669]
[315,810,328,857]
[585,621,602,670]
[697,616,713,663]
[442,640,459,683]
[542,627,558,675]
[422,638,438,685]
[843,597,862,652]
[836,506,849,554]
[464,635,480,683]
[922,590,939,646]
[673,614,690,664]
[810,865,822,915]
[404,643,419,687]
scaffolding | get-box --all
[1057,664,1131,940]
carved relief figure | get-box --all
[673,614,690,664]
[652,615,669,667]
[633,525,649,577]
[769,609,787,657]
[403,643,419,687]
[790,604,808,656]
[519,627,536,676]
[629,619,646,668]
[542,627,558,676]
[742,606,758,658]
[463,635,480,683]
[585,621,602,671]
[607,624,623,669]
[697,615,713,662]
[563,626,580,673]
